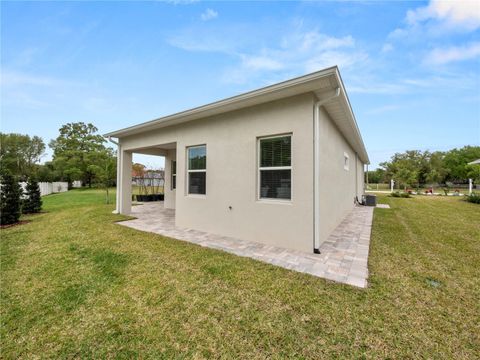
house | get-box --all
[105,66,369,253]
[132,168,165,188]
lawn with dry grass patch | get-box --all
[1,189,479,358]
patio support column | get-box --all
[114,143,121,214]
[118,148,132,215]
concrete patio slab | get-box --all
[117,202,374,288]
[376,204,391,209]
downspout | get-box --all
[355,152,358,201]
[313,87,341,254]
[107,136,121,214]
[107,136,118,146]
[363,164,368,190]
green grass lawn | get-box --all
[1,189,479,358]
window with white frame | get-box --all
[344,152,350,171]
[171,160,177,190]
[187,145,206,195]
[258,134,292,200]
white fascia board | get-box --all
[105,66,369,164]
[104,67,338,138]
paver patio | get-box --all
[118,202,374,288]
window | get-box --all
[187,145,206,195]
[171,160,176,190]
[258,135,291,200]
[344,152,350,171]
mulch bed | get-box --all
[0,220,32,229]
[23,211,48,216]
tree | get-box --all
[395,166,419,189]
[443,146,480,182]
[424,151,447,184]
[380,150,425,188]
[86,149,117,204]
[366,168,385,183]
[0,173,22,225]
[379,146,480,187]
[466,164,480,182]
[49,122,106,187]
[36,162,56,182]
[132,163,146,177]
[0,133,45,180]
[22,178,42,214]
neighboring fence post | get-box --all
[469,178,473,196]
[390,179,395,193]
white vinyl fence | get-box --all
[18,182,69,197]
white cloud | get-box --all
[407,0,480,31]
[424,42,480,65]
[168,36,229,52]
[168,26,367,84]
[227,31,366,84]
[365,104,401,115]
[348,83,408,95]
[381,43,394,53]
[388,0,480,42]
[387,28,408,40]
[240,55,284,71]
[1,70,62,87]
[287,31,355,51]
[304,50,368,73]
[165,0,199,5]
[2,91,51,108]
[0,71,69,109]
[201,8,218,21]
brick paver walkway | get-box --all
[118,203,374,288]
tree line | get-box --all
[0,122,116,225]
[1,122,116,189]
[367,146,480,188]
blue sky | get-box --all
[1,0,479,169]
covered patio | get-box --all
[115,142,177,215]
[117,202,374,288]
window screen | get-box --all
[187,145,206,195]
[259,135,292,200]
[171,160,176,190]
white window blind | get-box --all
[258,135,291,200]
[187,145,206,195]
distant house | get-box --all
[132,169,165,187]
[105,66,369,253]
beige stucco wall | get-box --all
[120,94,316,252]
[164,149,177,209]
[356,155,365,199]
[317,107,364,245]
[117,93,366,252]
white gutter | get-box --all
[313,87,341,253]
[107,136,119,146]
[104,67,339,138]
[107,136,121,214]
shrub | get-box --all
[22,178,42,214]
[391,191,411,198]
[466,193,480,204]
[0,173,22,225]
